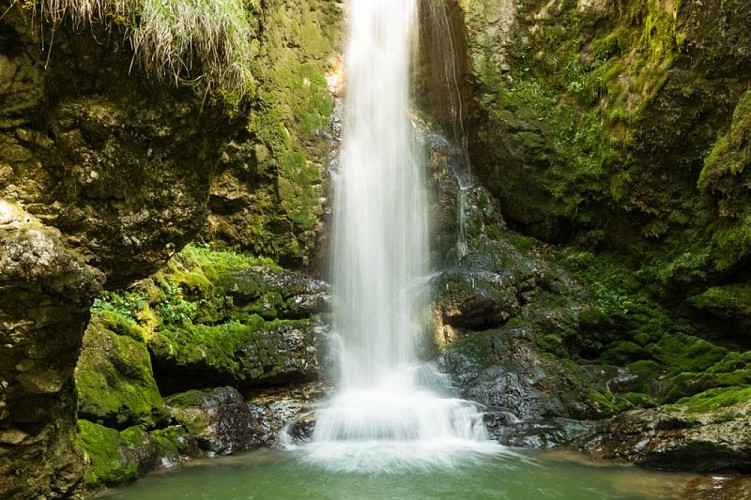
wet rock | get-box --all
[440,326,596,423]
[167,387,262,455]
[484,415,591,448]
[578,401,751,472]
[219,267,330,320]
[246,382,329,446]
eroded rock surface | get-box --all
[0,5,240,496]
[0,201,104,498]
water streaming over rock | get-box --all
[306,0,499,470]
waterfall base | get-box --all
[300,364,503,472]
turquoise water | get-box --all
[99,448,696,499]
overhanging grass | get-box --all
[33,0,255,97]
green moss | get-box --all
[624,392,656,408]
[697,89,751,270]
[149,317,309,383]
[601,341,648,364]
[78,420,145,489]
[627,359,661,379]
[685,284,751,320]
[587,389,621,416]
[646,333,728,376]
[151,425,191,456]
[75,316,166,428]
[214,0,339,261]
[673,386,751,413]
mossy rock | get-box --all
[684,284,751,344]
[601,341,649,365]
[673,386,751,414]
[645,333,728,376]
[149,319,318,394]
[78,420,155,490]
[75,315,167,428]
[165,387,261,455]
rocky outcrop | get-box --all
[86,244,331,395]
[579,399,751,472]
[462,0,751,248]
[0,201,104,498]
[0,4,244,496]
[201,0,342,269]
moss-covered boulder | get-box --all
[166,387,262,455]
[150,319,324,394]
[78,420,155,489]
[578,388,751,472]
[75,314,167,428]
[78,420,197,491]
[92,244,330,395]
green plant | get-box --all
[155,277,197,325]
[92,290,148,319]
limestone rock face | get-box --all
[0,201,104,498]
[0,6,239,497]
[462,0,751,245]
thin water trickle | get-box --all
[306,0,499,469]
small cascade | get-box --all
[423,0,475,260]
[305,0,499,471]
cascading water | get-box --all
[305,0,499,470]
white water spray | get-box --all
[306,0,499,470]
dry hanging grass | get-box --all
[132,0,254,96]
[32,0,255,97]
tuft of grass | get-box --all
[32,0,256,98]
[131,0,255,96]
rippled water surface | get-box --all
[100,448,700,499]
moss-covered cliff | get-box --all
[448,0,751,471]
[0,0,341,497]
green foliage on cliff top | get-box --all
[29,0,257,98]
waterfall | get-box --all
[332,0,426,389]
[305,0,499,471]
